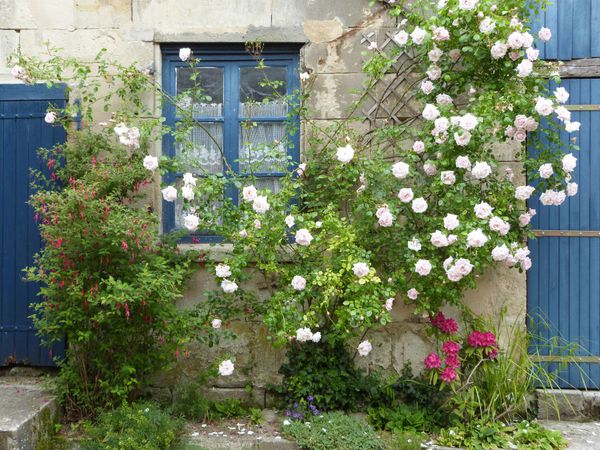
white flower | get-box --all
[221,279,238,293]
[459,113,478,131]
[216,264,232,278]
[315,221,323,228]
[458,0,478,10]
[212,318,222,329]
[455,155,471,170]
[427,66,442,80]
[412,197,428,213]
[300,72,310,82]
[471,161,492,179]
[162,186,178,202]
[295,228,313,246]
[183,172,197,186]
[291,275,307,291]
[181,185,195,201]
[441,171,456,185]
[479,17,496,34]
[436,94,453,105]
[296,327,313,342]
[285,215,295,228]
[239,229,248,238]
[336,144,354,163]
[515,185,535,201]
[535,97,554,116]
[384,298,394,311]
[522,32,534,48]
[143,155,159,171]
[540,190,566,206]
[367,41,378,51]
[179,47,192,61]
[252,195,270,214]
[449,48,461,62]
[411,27,427,45]
[489,216,507,234]
[444,214,459,230]
[507,31,525,49]
[353,262,370,278]
[555,106,571,122]
[393,30,409,46]
[538,27,552,42]
[432,27,450,42]
[392,161,410,179]
[242,185,257,201]
[421,80,435,95]
[491,41,508,59]
[376,206,394,227]
[565,121,581,133]
[434,117,450,134]
[297,163,307,176]
[218,359,235,376]
[283,420,291,426]
[407,288,419,300]
[438,0,448,7]
[118,126,140,149]
[562,153,577,173]
[11,65,27,80]
[430,230,449,247]
[492,245,510,261]
[412,141,425,154]
[254,219,262,229]
[466,228,488,248]
[357,340,372,356]
[428,47,444,62]
[526,47,540,61]
[516,59,533,77]
[311,332,322,343]
[538,163,554,179]
[44,111,57,124]
[415,259,432,276]
[454,131,472,147]
[423,162,437,176]
[514,247,530,262]
[422,104,440,121]
[567,182,578,196]
[554,87,570,104]
[183,214,199,231]
[474,202,493,219]
[408,238,421,251]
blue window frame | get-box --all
[161,44,301,242]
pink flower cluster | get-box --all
[467,330,499,359]
[424,340,461,383]
[429,311,458,335]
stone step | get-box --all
[537,389,600,420]
[0,379,59,450]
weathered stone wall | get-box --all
[0,0,526,405]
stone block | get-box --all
[0,30,19,75]
[492,140,525,162]
[0,0,74,30]
[354,330,392,371]
[392,328,432,374]
[306,73,367,119]
[74,0,133,30]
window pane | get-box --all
[239,122,287,173]
[176,67,224,117]
[177,123,223,174]
[254,177,282,195]
[175,179,223,229]
[240,66,288,117]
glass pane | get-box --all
[176,123,223,174]
[254,177,282,195]
[175,179,223,230]
[240,66,288,117]
[239,122,288,173]
[176,67,224,117]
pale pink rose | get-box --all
[297,163,307,176]
[424,162,437,176]
[522,32,534,48]
[291,275,307,291]
[215,263,232,278]
[179,47,191,61]
[514,247,530,262]
[336,144,354,163]
[253,195,270,213]
[430,230,449,247]
[411,26,427,45]
[183,214,199,231]
[143,155,159,171]
[182,172,197,186]
[412,197,428,213]
[296,327,313,342]
[393,30,409,46]
[454,258,474,276]
[311,332,322,343]
[505,125,516,138]
[392,161,410,179]
[479,17,495,34]
[357,340,372,356]
[459,113,478,131]
[515,185,535,201]
[555,106,571,122]
[239,229,248,238]
[181,185,194,201]
[474,201,493,219]
[488,216,506,233]
[449,49,461,62]
[491,41,508,59]
[285,215,295,228]
[376,206,394,227]
[434,117,450,134]
[540,190,566,206]
[436,94,453,105]
[507,31,525,49]
[522,257,533,271]
[408,238,421,251]
[565,121,581,133]
[221,279,238,293]
[432,26,450,41]
[447,234,457,244]
[11,65,27,81]
[492,245,510,261]
[212,318,222,329]
[454,131,472,147]
[415,259,432,276]
[162,186,178,202]
[254,219,262,229]
[525,117,539,132]
[218,359,235,376]
[509,51,521,61]
[407,288,419,300]
[519,213,532,226]
[554,87,570,104]
[567,182,578,196]
[429,47,444,62]
[526,47,540,61]
[353,262,370,278]
[422,104,440,121]
[444,213,459,230]
[471,161,492,179]
[398,188,414,203]
[44,111,57,124]
[455,155,471,170]
[535,97,554,116]
[466,228,488,248]
[242,185,257,201]
[441,171,456,185]
[516,59,533,77]
[427,66,442,81]
[458,0,478,10]
[421,80,435,95]
[538,163,553,179]
[413,141,425,154]
[514,114,529,129]
[384,298,394,311]
[538,27,552,42]
[295,228,313,246]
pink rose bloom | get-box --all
[412,140,425,154]
[415,259,432,276]
[449,49,461,61]
[423,162,437,176]
[455,155,471,170]
[440,367,457,383]
[412,197,428,213]
[432,26,450,41]
[430,230,449,247]
[353,262,370,278]
[295,228,313,246]
[443,213,459,231]
[441,171,456,185]
[421,80,435,95]
[407,288,419,300]
[376,206,394,227]
[384,297,394,311]
[538,27,552,42]
[424,352,442,369]
[398,188,414,203]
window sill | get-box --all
[177,243,296,263]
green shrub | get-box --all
[283,412,383,450]
[274,341,382,411]
[382,430,428,450]
[80,401,183,450]
[172,382,211,421]
[367,404,438,433]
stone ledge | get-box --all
[537,388,600,420]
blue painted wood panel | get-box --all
[528,78,600,388]
[530,0,600,60]
[0,84,66,366]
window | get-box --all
[161,44,301,241]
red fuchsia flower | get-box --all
[445,354,461,369]
[430,311,459,335]
[47,159,55,169]
[121,240,128,251]
[442,340,461,355]
[424,352,442,369]
[440,366,457,383]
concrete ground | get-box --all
[540,420,600,450]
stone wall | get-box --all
[0,0,526,405]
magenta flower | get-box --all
[440,366,457,383]
[424,352,442,369]
[442,340,461,355]
[445,354,461,369]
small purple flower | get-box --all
[285,411,292,416]
[307,396,314,402]
[293,403,299,408]
[312,410,319,416]
[293,412,300,418]
[309,404,316,411]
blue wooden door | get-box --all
[528,79,600,389]
[0,84,66,366]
